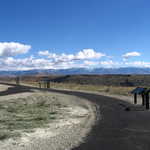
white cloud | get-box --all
[75,49,105,60]
[122,51,141,60]
[0,47,105,70]
[38,50,49,56]
[1,56,150,71]
[39,49,105,63]
[0,44,149,70]
[84,60,99,66]
[99,60,120,68]
[124,61,150,68]
[0,57,80,70]
[0,57,53,70]
[0,42,31,57]
[98,60,150,68]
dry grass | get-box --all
[21,81,135,96]
[50,82,135,96]
[0,94,61,140]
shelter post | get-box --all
[16,76,20,85]
[134,93,137,104]
[44,82,46,88]
[39,82,41,88]
[47,82,50,88]
[146,93,149,110]
[142,93,145,106]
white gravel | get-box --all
[0,85,98,150]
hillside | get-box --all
[1,74,150,87]
[0,67,150,76]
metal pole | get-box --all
[146,93,149,110]
[142,93,145,106]
[134,93,137,104]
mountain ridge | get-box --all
[0,67,150,76]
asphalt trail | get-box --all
[49,89,150,150]
[0,83,150,150]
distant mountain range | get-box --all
[0,67,150,76]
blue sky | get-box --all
[0,0,150,70]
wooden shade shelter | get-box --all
[131,87,150,109]
[15,76,20,85]
[39,77,51,89]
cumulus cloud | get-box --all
[1,56,150,71]
[83,60,99,66]
[122,51,141,60]
[39,49,105,63]
[38,50,49,56]
[99,60,120,68]
[0,42,31,57]
[0,47,107,70]
[0,57,53,70]
[124,61,150,68]
[0,57,81,70]
[0,44,149,70]
[75,49,105,60]
[98,60,150,68]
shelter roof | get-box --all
[131,87,146,94]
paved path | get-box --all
[49,88,150,150]
[0,82,150,150]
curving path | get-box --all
[1,82,150,150]
[49,88,150,150]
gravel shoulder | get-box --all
[51,87,143,105]
[0,85,98,150]
[48,88,150,150]
[2,84,150,150]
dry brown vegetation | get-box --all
[49,82,135,96]
[0,74,149,96]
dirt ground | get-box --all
[1,83,150,150]
[0,84,97,150]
